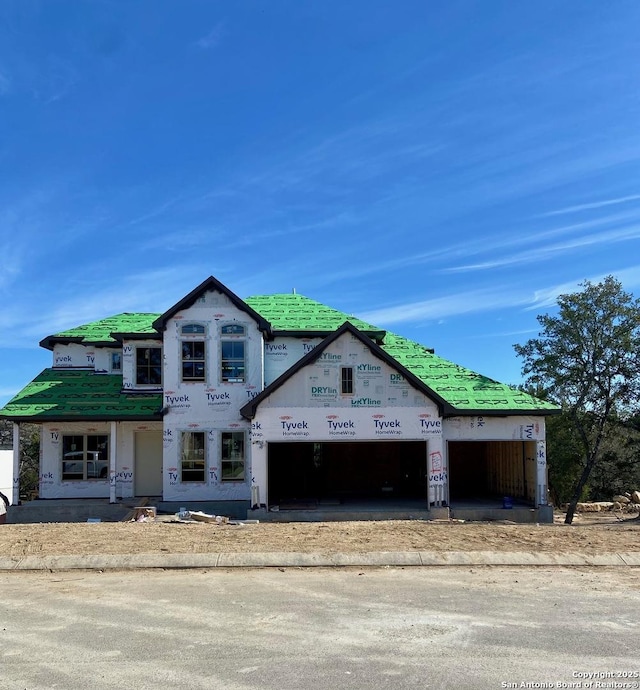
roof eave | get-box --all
[0,413,163,423]
[39,336,84,351]
[443,406,561,417]
[110,332,162,343]
[271,329,387,343]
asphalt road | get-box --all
[2,567,639,690]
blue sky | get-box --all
[2,1,640,407]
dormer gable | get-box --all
[152,276,271,334]
[240,322,455,419]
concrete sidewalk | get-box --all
[1,550,639,571]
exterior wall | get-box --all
[444,415,545,442]
[38,421,161,499]
[122,339,163,390]
[52,343,96,369]
[52,344,122,372]
[264,337,322,385]
[264,334,435,409]
[94,347,121,373]
[160,290,263,501]
[248,332,445,506]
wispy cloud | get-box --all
[442,223,640,273]
[540,194,640,217]
[359,287,533,326]
[359,264,640,326]
[195,23,223,50]
[528,265,640,309]
[306,211,640,282]
[0,266,211,349]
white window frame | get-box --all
[110,351,122,373]
[181,431,206,483]
[220,323,246,383]
[340,366,354,395]
[135,346,163,387]
[221,430,246,482]
[181,323,206,382]
[61,434,109,481]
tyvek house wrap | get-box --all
[160,293,261,502]
[247,330,447,504]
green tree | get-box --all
[514,276,640,524]
[0,419,40,499]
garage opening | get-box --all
[268,440,428,507]
[448,441,537,505]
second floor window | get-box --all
[182,341,206,381]
[181,324,206,382]
[341,366,354,395]
[136,347,162,385]
[221,324,246,383]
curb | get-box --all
[0,551,639,571]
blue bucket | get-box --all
[502,496,513,509]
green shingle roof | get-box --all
[0,370,162,422]
[380,332,557,413]
[245,294,387,340]
[40,313,160,349]
[2,290,557,420]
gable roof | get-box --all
[0,369,163,422]
[241,321,455,419]
[152,276,270,333]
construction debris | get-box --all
[174,510,259,526]
[131,506,157,522]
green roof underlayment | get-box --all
[40,313,160,349]
[0,370,163,422]
[245,294,387,341]
[380,332,557,414]
[3,291,556,420]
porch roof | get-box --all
[0,369,163,422]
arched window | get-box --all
[181,323,205,335]
[221,324,245,336]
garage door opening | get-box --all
[268,440,428,507]
[448,440,537,505]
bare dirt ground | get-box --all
[1,512,638,558]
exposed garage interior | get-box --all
[268,440,428,507]
[448,440,537,505]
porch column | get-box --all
[12,422,20,505]
[535,440,547,506]
[109,422,117,504]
